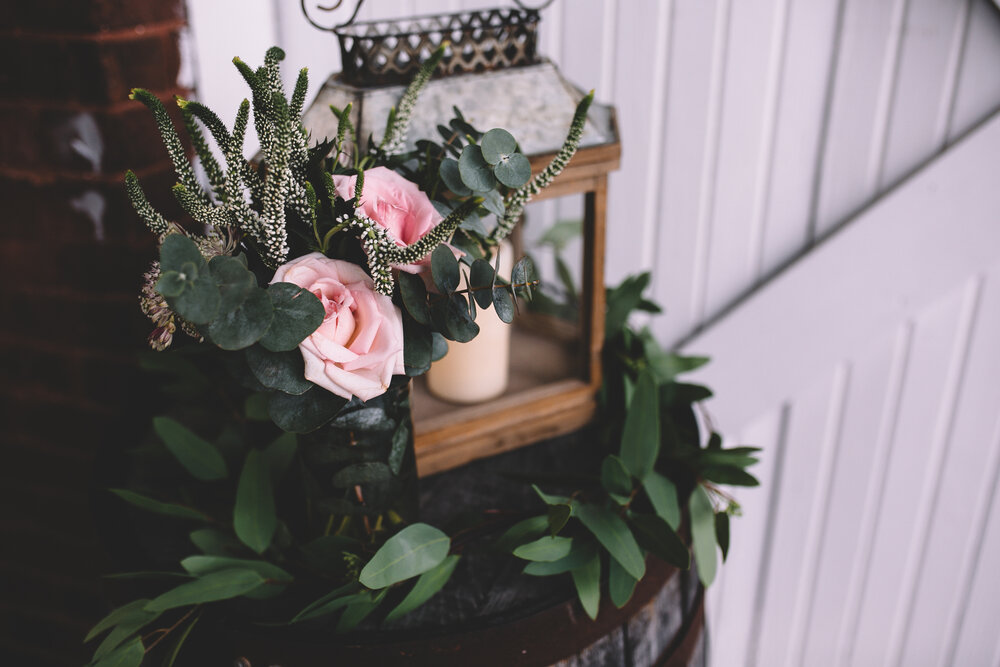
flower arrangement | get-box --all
[85,46,758,666]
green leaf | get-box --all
[244,392,270,421]
[206,287,273,350]
[162,613,199,667]
[264,432,298,484]
[663,382,713,404]
[532,484,571,506]
[144,568,265,612]
[630,514,690,570]
[85,599,151,642]
[431,245,460,294]
[644,471,681,529]
[189,528,242,556]
[93,635,144,667]
[469,259,496,309]
[495,515,548,553]
[537,219,582,251]
[168,272,221,324]
[159,233,204,272]
[233,449,277,554]
[701,466,760,487]
[494,152,532,189]
[439,157,473,196]
[458,144,498,192]
[403,316,432,376]
[209,255,256,314]
[268,387,347,433]
[388,421,411,475]
[600,455,633,497]
[331,462,393,487]
[180,555,292,583]
[620,370,660,481]
[156,270,187,297]
[109,489,207,521]
[690,485,718,587]
[291,582,360,623]
[575,503,646,580]
[153,416,227,482]
[398,271,431,325]
[511,257,536,299]
[336,590,385,633]
[523,540,597,576]
[571,554,601,621]
[608,556,638,609]
[547,503,572,536]
[385,554,460,623]
[492,285,514,323]
[480,128,517,164]
[430,332,448,361]
[246,346,313,395]
[716,512,730,562]
[359,523,450,589]
[605,272,650,338]
[445,293,480,342]
[259,283,325,352]
[480,188,505,217]
[647,351,710,383]
[512,535,574,562]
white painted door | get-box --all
[686,110,1000,667]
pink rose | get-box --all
[271,253,405,402]
[333,166,444,273]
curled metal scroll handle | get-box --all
[513,0,557,9]
[300,0,365,32]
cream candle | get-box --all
[427,241,514,404]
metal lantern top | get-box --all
[303,1,543,87]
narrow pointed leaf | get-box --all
[109,489,207,521]
[643,471,681,529]
[85,599,151,642]
[575,503,645,580]
[690,485,718,586]
[385,555,460,623]
[571,554,601,621]
[716,512,730,562]
[144,568,265,612]
[630,514,690,570]
[513,535,573,562]
[620,370,660,481]
[608,556,638,608]
[233,449,277,554]
[180,555,292,583]
[93,635,144,667]
[600,455,633,497]
[153,416,227,481]
[523,540,597,576]
[359,523,450,589]
[495,515,548,553]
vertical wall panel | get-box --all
[947,0,1000,142]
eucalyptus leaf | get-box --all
[264,432,298,484]
[494,152,532,189]
[608,556,638,609]
[430,332,448,361]
[144,568,266,612]
[234,449,277,554]
[689,485,718,587]
[575,502,646,580]
[523,540,597,576]
[159,233,204,272]
[398,271,431,325]
[109,489,207,521]
[402,317,432,376]
[600,455,633,497]
[209,254,256,314]
[389,421,411,475]
[156,271,187,298]
[480,128,517,164]
[439,157,473,196]
[359,523,450,589]
[630,514,690,570]
[511,257,536,299]
[469,259,496,309]
[643,471,681,530]
[385,554,460,623]
[207,287,273,350]
[431,245,460,294]
[246,346,313,395]
[259,283,324,352]
[93,635,145,667]
[85,599,151,642]
[620,370,660,481]
[571,554,601,621]
[492,285,514,323]
[168,272,220,324]
[445,293,479,342]
[153,416,227,482]
[336,590,385,633]
[189,528,243,556]
[512,535,574,562]
[495,515,548,553]
[180,555,292,583]
[548,503,572,536]
[458,144,498,192]
[480,188,505,217]
[268,387,347,433]
[291,582,361,623]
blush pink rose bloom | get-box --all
[333,166,444,273]
[271,253,405,402]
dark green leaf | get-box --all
[398,271,431,325]
[523,540,597,576]
[492,285,514,323]
[291,582,360,623]
[359,523,450,589]
[480,188,505,217]
[663,382,713,404]
[233,449,276,554]
[701,466,760,487]
[494,152,532,189]
[439,157,473,196]
[144,568,265,612]
[608,556,638,609]
[620,370,660,481]
[643,472,681,530]
[180,555,292,583]
[259,283,324,352]
[209,255,256,314]
[102,571,193,581]
[513,535,574,562]
[331,462,393,487]
[162,613,199,667]
[532,484,571,506]
[336,590,385,633]
[402,317,432,376]
[511,256,536,299]
[385,554,460,623]
[388,421,411,475]
[605,272,650,338]
[430,332,448,361]
[480,128,517,164]
[571,554,601,620]
[458,144,497,192]
[159,234,204,272]
[264,432,298,484]
[630,514,690,570]
[575,503,645,580]
[537,219,582,251]
[690,485,717,587]
[153,416,227,481]
[431,245,461,294]
[547,503,572,536]
[93,635,144,667]
[246,345,313,395]
[495,515,548,553]
[445,293,479,342]
[268,387,346,433]
[716,512,730,562]
[109,489,207,521]
[189,528,242,556]
[244,392,270,421]
[206,287,273,350]
[85,599,151,642]
[156,270,186,297]
[469,259,496,309]
[600,455,633,497]
[168,271,220,324]
[648,352,710,383]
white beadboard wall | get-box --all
[184,1,1000,664]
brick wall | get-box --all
[0,2,190,663]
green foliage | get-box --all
[359,523,450,589]
[689,485,718,587]
[385,555,460,623]
[153,417,227,482]
[145,568,266,611]
[512,535,574,562]
[570,554,601,621]
[234,449,277,554]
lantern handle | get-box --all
[300,0,365,32]
[513,0,557,9]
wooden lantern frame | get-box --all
[413,133,621,475]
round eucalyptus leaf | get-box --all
[469,259,496,309]
[431,245,460,294]
[398,272,431,326]
[402,317,432,377]
[430,332,448,362]
[458,145,498,193]
[259,283,325,352]
[511,256,537,299]
[268,387,347,433]
[439,158,472,196]
[207,288,274,350]
[159,233,205,272]
[480,128,517,165]
[492,286,515,323]
[156,270,187,298]
[246,345,314,395]
[480,189,505,217]
[494,152,532,189]
[209,255,256,314]
[445,293,479,343]
[169,273,221,324]
[458,210,488,236]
